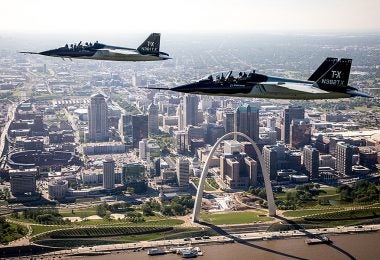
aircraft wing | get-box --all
[99,49,140,55]
[262,82,330,94]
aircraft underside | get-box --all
[190,84,351,100]
[63,53,165,61]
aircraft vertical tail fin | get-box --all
[137,33,160,55]
[316,58,352,90]
[308,57,338,81]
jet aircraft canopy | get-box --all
[199,70,267,83]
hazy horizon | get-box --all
[1,0,380,35]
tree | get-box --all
[96,203,108,217]
[142,204,154,216]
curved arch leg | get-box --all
[192,131,276,223]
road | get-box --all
[0,102,16,158]
[28,224,380,257]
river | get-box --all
[88,232,380,260]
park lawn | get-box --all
[319,187,338,196]
[31,225,66,236]
[192,178,215,192]
[200,211,272,225]
[117,232,170,242]
[283,208,340,218]
[59,207,97,218]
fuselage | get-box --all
[170,73,369,100]
[38,43,170,61]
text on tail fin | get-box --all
[137,33,160,54]
[317,58,352,90]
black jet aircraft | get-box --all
[20,33,170,61]
[147,57,371,99]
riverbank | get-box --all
[73,232,380,260]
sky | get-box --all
[0,0,379,35]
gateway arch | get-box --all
[192,131,276,223]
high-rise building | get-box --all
[336,142,355,175]
[139,139,148,160]
[132,114,148,148]
[303,145,320,179]
[263,143,287,180]
[119,113,133,144]
[177,102,184,130]
[183,94,199,127]
[281,106,304,144]
[290,119,312,149]
[122,162,145,185]
[267,116,276,130]
[223,109,235,133]
[9,168,37,196]
[319,154,336,169]
[148,102,159,134]
[220,140,257,188]
[176,157,190,190]
[88,93,109,142]
[235,104,259,141]
[103,158,115,189]
[174,130,187,154]
[206,123,225,144]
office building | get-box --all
[148,102,159,134]
[220,140,257,188]
[183,94,199,127]
[235,104,259,141]
[48,179,68,200]
[176,157,190,190]
[303,145,320,179]
[281,106,304,144]
[9,168,37,196]
[290,119,312,148]
[132,114,148,148]
[336,142,355,175]
[103,158,115,189]
[88,93,109,142]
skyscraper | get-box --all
[303,145,320,179]
[176,157,190,190]
[290,119,312,149]
[103,158,115,190]
[281,106,304,144]
[235,104,259,141]
[148,102,159,134]
[183,94,199,127]
[336,142,355,175]
[223,109,235,133]
[132,114,148,148]
[88,93,109,142]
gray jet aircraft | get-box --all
[20,33,170,61]
[147,57,371,99]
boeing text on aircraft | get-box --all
[149,58,371,100]
[20,33,170,62]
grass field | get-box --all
[192,178,215,191]
[283,208,340,218]
[59,207,97,218]
[200,211,272,225]
[305,207,380,221]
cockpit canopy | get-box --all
[199,70,264,83]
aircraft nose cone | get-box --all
[172,83,197,93]
[39,50,54,56]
